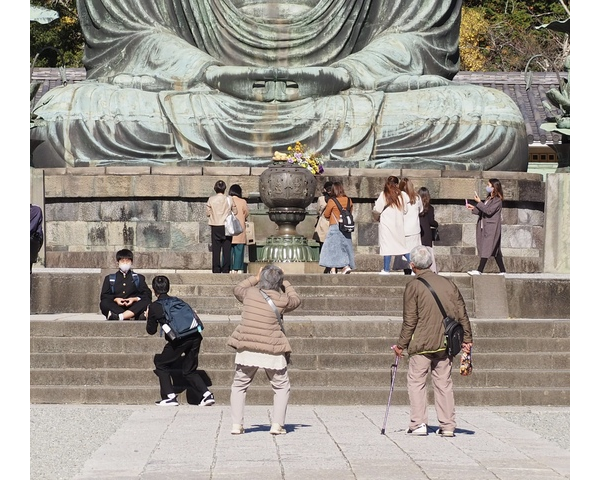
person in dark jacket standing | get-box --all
[146,275,215,407]
[392,245,473,437]
[30,204,44,273]
[418,187,439,273]
[99,248,152,321]
[466,178,506,275]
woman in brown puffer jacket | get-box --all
[227,265,301,436]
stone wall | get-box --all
[30,166,569,273]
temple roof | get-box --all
[30,68,566,146]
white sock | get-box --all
[118,313,124,321]
[203,391,212,398]
[167,393,176,399]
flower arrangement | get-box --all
[272,141,325,175]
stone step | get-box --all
[30,367,569,389]
[29,385,570,406]
[30,318,570,406]
[30,318,569,339]
[31,271,570,319]
[30,351,569,371]
[30,335,571,355]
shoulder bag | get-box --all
[224,197,243,236]
[372,204,389,222]
[416,277,464,357]
[259,289,291,365]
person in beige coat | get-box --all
[227,265,301,435]
[228,184,250,273]
[206,180,237,273]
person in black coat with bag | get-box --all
[418,187,439,273]
[418,187,439,247]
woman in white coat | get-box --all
[373,176,409,274]
[393,178,423,273]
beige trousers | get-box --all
[407,353,456,431]
[230,364,290,426]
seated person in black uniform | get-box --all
[99,248,152,321]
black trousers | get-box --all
[30,235,42,273]
[99,297,150,318]
[153,334,209,399]
[210,225,232,273]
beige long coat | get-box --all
[231,196,249,244]
[374,191,409,256]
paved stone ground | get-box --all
[30,404,570,480]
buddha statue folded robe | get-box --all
[31,0,528,171]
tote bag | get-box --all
[224,197,243,236]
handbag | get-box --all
[245,220,255,244]
[259,289,292,365]
[431,226,440,242]
[224,197,243,236]
[372,204,389,222]
[416,277,464,357]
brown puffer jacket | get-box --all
[227,276,301,355]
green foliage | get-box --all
[31,0,568,72]
[30,1,83,68]
[461,0,569,72]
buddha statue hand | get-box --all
[204,66,351,102]
[376,74,451,93]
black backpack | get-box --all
[331,197,355,233]
[157,296,204,341]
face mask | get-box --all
[119,262,132,273]
[485,186,493,194]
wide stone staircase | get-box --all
[30,272,570,406]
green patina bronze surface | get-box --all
[31,0,528,171]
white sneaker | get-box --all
[467,270,481,276]
[379,270,390,275]
[231,424,244,435]
[497,272,506,275]
[155,396,178,406]
[200,392,215,406]
[270,423,287,435]
[405,423,428,435]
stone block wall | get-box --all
[30,166,567,273]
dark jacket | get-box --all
[398,269,472,356]
[419,205,438,247]
[471,195,502,258]
[99,269,152,317]
[30,204,44,242]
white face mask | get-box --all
[119,262,132,273]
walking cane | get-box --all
[381,347,400,434]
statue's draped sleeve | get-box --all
[77,0,461,89]
[77,0,222,89]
